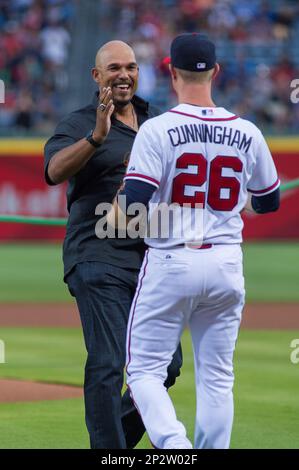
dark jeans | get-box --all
[66,261,183,449]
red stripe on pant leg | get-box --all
[125,249,149,376]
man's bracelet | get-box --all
[86,129,102,148]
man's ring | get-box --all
[99,103,107,112]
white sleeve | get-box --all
[124,120,162,189]
[247,132,280,196]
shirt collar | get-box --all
[91,91,149,115]
[172,103,236,119]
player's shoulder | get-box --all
[233,114,263,139]
[136,112,173,151]
[142,109,174,131]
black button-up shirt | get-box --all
[44,92,160,279]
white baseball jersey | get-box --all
[125,103,280,449]
[124,103,279,247]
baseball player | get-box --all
[109,33,280,449]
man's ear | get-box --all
[92,67,101,85]
[169,64,177,81]
[212,63,220,80]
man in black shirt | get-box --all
[44,40,182,449]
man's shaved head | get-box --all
[95,41,136,68]
[92,40,139,108]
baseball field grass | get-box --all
[0,327,299,448]
[0,242,298,449]
[0,242,299,303]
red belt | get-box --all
[179,243,213,250]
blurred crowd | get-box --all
[0,0,74,135]
[1,0,299,135]
[109,0,299,134]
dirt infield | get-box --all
[0,379,83,403]
[0,302,298,329]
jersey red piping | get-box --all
[125,173,160,187]
[248,178,280,195]
[126,250,149,377]
[169,109,239,122]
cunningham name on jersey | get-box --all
[167,120,252,153]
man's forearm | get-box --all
[48,138,101,184]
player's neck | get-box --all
[177,87,216,108]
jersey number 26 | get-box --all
[171,153,243,211]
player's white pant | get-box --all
[126,244,245,449]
